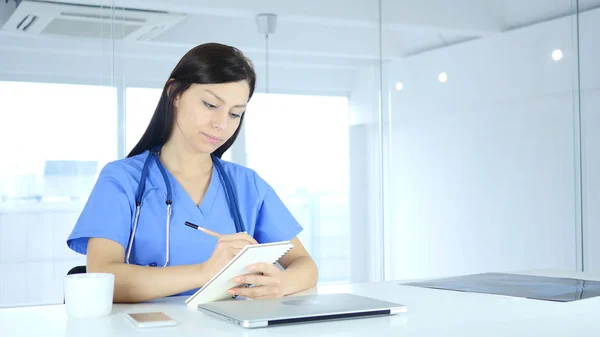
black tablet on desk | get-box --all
[403,272,600,302]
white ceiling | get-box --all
[112,0,600,59]
[2,0,599,85]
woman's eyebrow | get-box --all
[205,90,247,108]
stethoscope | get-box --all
[125,145,246,267]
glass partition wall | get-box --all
[0,0,385,306]
[0,1,119,306]
[0,0,596,307]
[381,0,585,280]
[579,2,600,273]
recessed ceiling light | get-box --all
[395,82,404,91]
[552,49,563,61]
[438,72,448,83]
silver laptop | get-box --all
[196,293,407,328]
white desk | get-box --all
[2,270,600,337]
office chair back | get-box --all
[67,265,87,275]
[64,265,86,304]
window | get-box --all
[0,81,117,307]
[244,93,350,284]
[125,87,162,154]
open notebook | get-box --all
[185,241,294,308]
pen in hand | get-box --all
[185,221,221,239]
[185,221,259,286]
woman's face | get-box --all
[172,80,249,154]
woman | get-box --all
[66,43,318,303]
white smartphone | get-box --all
[125,312,179,328]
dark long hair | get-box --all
[127,43,256,158]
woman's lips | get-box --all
[202,132,222,144]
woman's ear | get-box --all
[166,78,176,98]
[165,79,180,108]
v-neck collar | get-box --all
[157,157,220,221]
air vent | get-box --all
[1,0,186,41]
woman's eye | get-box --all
[229,113,241,119]
[203,101,218,109]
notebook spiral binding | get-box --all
[274,246,293,263]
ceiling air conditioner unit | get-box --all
[0,0,186,41]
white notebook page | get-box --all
[185,241,294,307]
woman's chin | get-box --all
[191,142,221,155]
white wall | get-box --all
[384,8,600,280]
[579,11,600,274]
[581,91,600,273]
[0,203,86,307]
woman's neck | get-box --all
[159,140,213,178]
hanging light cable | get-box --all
[256,13,277,94]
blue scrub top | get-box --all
[66,150,303,295]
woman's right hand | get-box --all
[202,233,258,277]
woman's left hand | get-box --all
[228,263,285,299]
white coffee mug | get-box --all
[64,273,115,318]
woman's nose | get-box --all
[211,112,227,130]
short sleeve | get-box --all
[66,162,134,255]
[253,173,303,243]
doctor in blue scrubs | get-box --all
[66,43,318,303]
